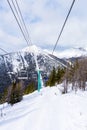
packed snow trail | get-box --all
[0,87,87,130]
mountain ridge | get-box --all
[55,47,87,58]
[0,45,67,91]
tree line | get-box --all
[0,80,36,105]
[63,58,87,93]
[46,58,87,93]
[46,66,65,87]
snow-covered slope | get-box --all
[22,45,44,55]
[3,45,67,73]
[0,45,67,91]
[0,86,87,130]
[56,47,87,58]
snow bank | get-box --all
[0,86,87,130]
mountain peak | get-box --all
[73,47,86,52]
[55,47,87,58]
[22,45,43,55]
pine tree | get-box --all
[56,67,65,84]
[24,82,35,95]
[8,81,23,105]
[46,67,56,87]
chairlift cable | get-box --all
[11,0,29,45]
[52,0,76,54]
[7,0,29,46]
[0,47,8,54]
[14,0,32,45]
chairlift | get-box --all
[17,69,28,80]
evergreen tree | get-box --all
[56,67,65,84]
[24,82,36,95]
[46,67,56,87]
[46,66,65,87]
[8,81,23,105]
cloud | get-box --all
[0,0,87,54]
[0,29,25,52]
[22,0,87,48]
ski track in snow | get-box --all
[0,87,87,130]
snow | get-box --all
[0,56,4,65]
[0,86,87,130]
[22,45,51,58]
[54,47,87,58]
[22,45,43,55]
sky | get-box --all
[0,0,87,55]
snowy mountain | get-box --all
[0,45,67,91]
[56,47,87,58]
[0,86,87,130]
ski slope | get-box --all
[0,86,87,130]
